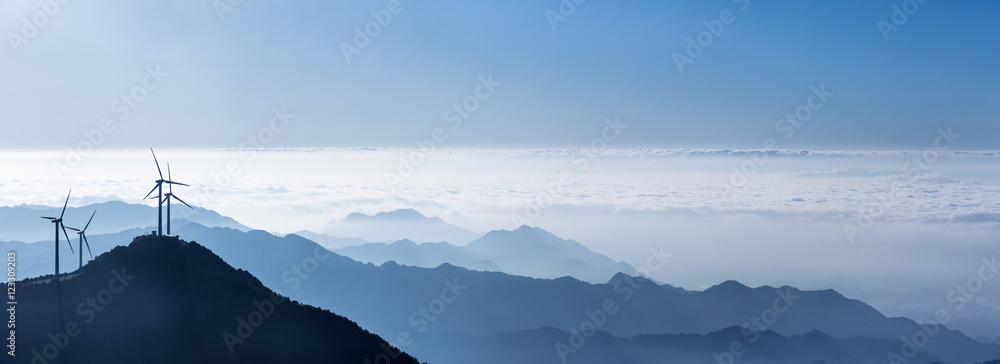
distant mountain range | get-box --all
[335,238,505,273]
[832,284,1000,343]
[289,230,371,250]
[69,223,1000,364]
[335,225,639,284]
[318,208,480,244]
[0,201,248,242]
[418,326,945,364]
[7,200,1000,363]
[15,235,419,364]
[10,222,1000,363]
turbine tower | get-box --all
[40,189,75,277]
[156,162,192,236]
[144,149,188,236]
[65,210,96,269]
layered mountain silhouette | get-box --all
[290,230,371,250]
[9,213,1000,363]
[416,326,945,364]
[43,222,989,364]
[0,201,248,243]
[15,234,420,364]
[317,208,479,244]
[833,284,1000,342]
[334,225,638,284]
[335,238,505,273]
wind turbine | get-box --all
[40,189,75,277]
[65,210,96,269]
[143,149,188,236]
[154,162,192,236]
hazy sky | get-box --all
[1,0,997,149]
[1,1,998,290]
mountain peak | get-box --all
[607,272,661,287]
[705,280,752,294]
[515,224,537,232]
[391,238,417,246]
[342,209,429,221]
[376,208,427,219]
[323,208,478,244]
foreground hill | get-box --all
[14,235,419,364]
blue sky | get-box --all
[1,0,997,149]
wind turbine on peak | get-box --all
[40,189,75,277]
[143,149,189,236]
[65,210,96,269]
[152,162,193,236]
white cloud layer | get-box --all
[2,148,997,289]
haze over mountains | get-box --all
[0,200,248,242]
[7,200,1000,363]
[336,224,640,284]
[318,208,480,244]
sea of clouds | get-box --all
[2,148,998,289]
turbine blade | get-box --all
[172,195,193,209]
[41,216,57,220]
[83,210,96,231]
[83,234,93,259]
[143,183,160,199]
[59,189,71,219]
[65,226,80,232]
[151,148,164,180]
[61,225,75,255]
[165,181,190,187]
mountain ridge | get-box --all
[16,234,420,364]
[319,208,479,244]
